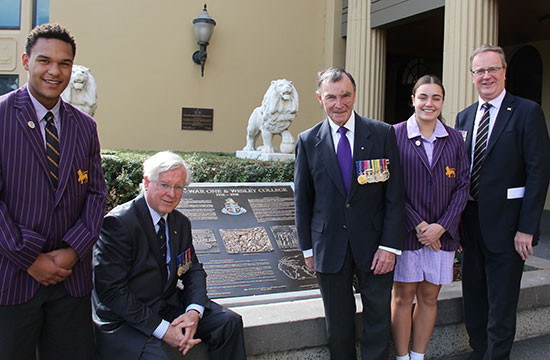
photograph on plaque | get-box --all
[219,227,273,254]
[270,225,298,251]
[176,183,318,298]
[192,229,220,254]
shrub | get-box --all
[101,150,295,212]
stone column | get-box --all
[345,0,386,121]
[442,0,498,125]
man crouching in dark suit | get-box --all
[455,45,550,360]
[294,67,405,359]
[92,151,246,360]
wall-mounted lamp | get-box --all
[192,4,216,77]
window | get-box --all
[0,75,18,95]
[33,0,50,27]
[0,0,21,29]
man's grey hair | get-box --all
[141,151,191,187]
[316,67,357,92]
[470,44,507,70]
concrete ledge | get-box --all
[186,256,550,359]
[235,150,295,161]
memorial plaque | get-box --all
[181,107,213,131]
[176,183,318,298]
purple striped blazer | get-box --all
[393,120,469,251]
[0,85,106,305]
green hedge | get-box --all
[102,150,295,212]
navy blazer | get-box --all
[92,194,209,360]
[0,85,106,305]
[294,113,405,273]
[394,120,469,251]
[455,92,550,252]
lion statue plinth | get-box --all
[61,65,98,117]
[242,79,299,154]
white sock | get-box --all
[410,350,424,360]
[396,355,410,360]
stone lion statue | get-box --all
[61,65,98,117]
[242,79,299,153]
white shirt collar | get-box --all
[477,89,506,112]
[26,86,61,123]
[144,194,167,227]
[328,111,355,136]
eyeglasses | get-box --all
[471,66,504,76]
[155,182,185,193]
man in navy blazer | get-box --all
[294,67,405,359]
[0,24,106,360]
[455,45,550,360]
[93,151,245,360]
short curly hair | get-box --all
[26,23,76,59]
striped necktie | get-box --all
[470,102,492,200]
[44,112,60,190]
[157,217,168,279]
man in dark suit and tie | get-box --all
[0,24,106,360]
[294,67,405,359]
[92,151,246,360]
[455,44,550,360]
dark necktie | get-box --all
[157,218,168,277]
[337,126,352,194]
[470,102,492,200]
[44,112,60,190]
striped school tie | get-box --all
[157,217,168,279]
[470,102,491,200]
[44,112,60,190]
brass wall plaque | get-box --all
[181,107,213,131]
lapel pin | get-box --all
[27,121,36,129]
[507,107,512,111]
[415,140,421,146]
[361,146,364,150]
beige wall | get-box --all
[49,0,335,152]
[0,0,33,85]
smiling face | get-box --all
[412,83,444,124]
[22,38,74,109]
[144,167,187,216]
[471,50,506,102]
[316,74,356,126]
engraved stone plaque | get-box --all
[176,183,317,298]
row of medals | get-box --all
[357,169,390,184]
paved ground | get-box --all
[434,210,550,360]
[438,333,550,360]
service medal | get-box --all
[355,160,370,185]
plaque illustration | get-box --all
[219,227,273,254]
[278,254,316,280]
[221,198,247,216]
[192,229,220,254]
[270,225,298,251]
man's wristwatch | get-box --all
[188,309,202,319]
